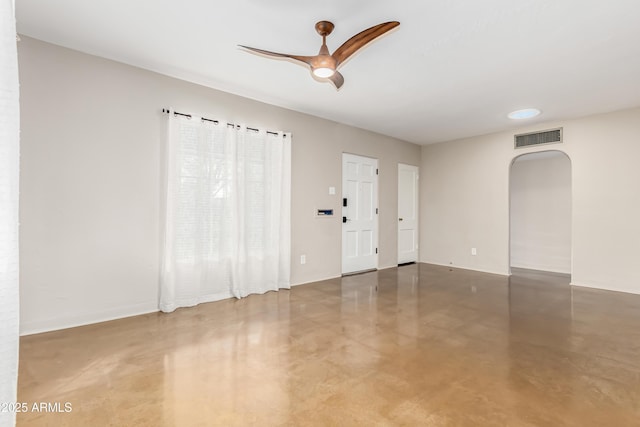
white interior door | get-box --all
[342,153,378,274]
[398,163,419,264]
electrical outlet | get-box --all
[471,248,477,256]
[300,254,306,265]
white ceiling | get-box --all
[16,0,640,145]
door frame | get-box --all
[341,152,379,275]
[397,163,419,265]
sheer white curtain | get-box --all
[0,0,20,425]
[160,111,291,312]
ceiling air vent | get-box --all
[514,127,563,149]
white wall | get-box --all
[421,107,640,294]
[510,151,571,274]
[18,37,421,334]
[1,1,20,423]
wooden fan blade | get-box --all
[331,21,400,67]
[329,71,344,89]
[239,45,315,67]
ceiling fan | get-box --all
[239,20,400,89]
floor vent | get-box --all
[398,262,416,267]
[514,127,562,149]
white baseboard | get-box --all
[291,264,404,287]
[378,264,399,270]
[20,301,159,336]
[510,263,571,275]
[570,280,640,296]
[291,274,341,287]
[421,261,509,277]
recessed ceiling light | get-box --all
[508,108,541,120]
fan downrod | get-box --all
[315,21,335,37]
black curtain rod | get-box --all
[162,108,283,137]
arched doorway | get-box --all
[509,150,572,276]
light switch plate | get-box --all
[329,186,336,195]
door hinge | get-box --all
[376,168,379,175]
[376,208,378,214]
[375,248,378,254]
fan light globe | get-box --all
[313,67,335,78]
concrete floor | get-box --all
[17,264,640,426]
